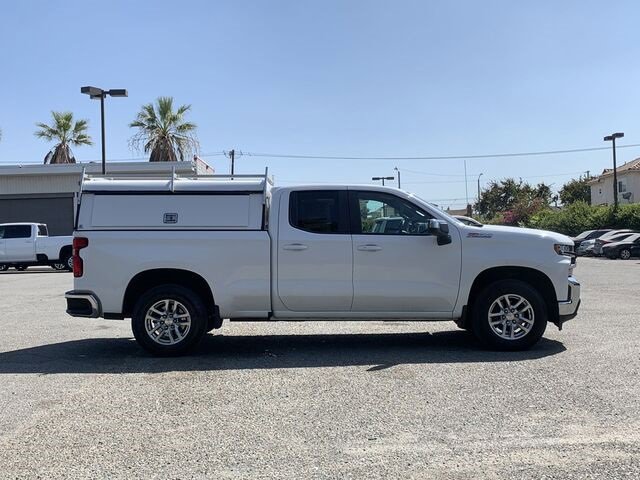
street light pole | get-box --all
[604,132,624,210]
[372,176,394,186]
[477,172,483,202]
[100,94,106,175]
[394,167,401,188]
[81,86,128,175]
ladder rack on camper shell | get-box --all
[75,168,273,231]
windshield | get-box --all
[575,230,593,239]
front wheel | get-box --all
[0,264,8,272]
[620,249,632,260]
[52,263,67,271]
[14,265,28,271]
[472,279,547,351]
[131,284,208,356]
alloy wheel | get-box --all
[487,294,535,340]
[144,299,192,345]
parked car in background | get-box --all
[576,239,597,256]
[453,215,483,227]
[603,234,640,260]
[594,231,639,256]
[0,223,73,271]
[572,229,612,250]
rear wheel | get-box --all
[14,265,28,271]
[131,284,208,356]
[472,279,547,351]
[62,253,73,271]
[620,248,632,260]
[0,264,8,272]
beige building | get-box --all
[588,157,640,206]
[0,158,215,235]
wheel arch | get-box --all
[462,266,559,328]
[58,245,72,261]
[122,269,216,318]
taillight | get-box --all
[73,237,89,277]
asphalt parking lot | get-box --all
[0,258,639,479]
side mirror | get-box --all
[428,219,452,246]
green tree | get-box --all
[475,178,553,225]
[559,176,591,205]
[129,97,198,162]
[34,111,92,164]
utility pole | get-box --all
[604,132,624,210]
[463,160,469,206]
[229,149,235,175]
[394,167,401,188]
[464,160,471,215]
[477,173,483,202]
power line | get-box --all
[3,141,640,165]
[243,143,640,161]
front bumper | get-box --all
[558,277,581,324]
[65,290,101,318]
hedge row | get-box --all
[525,202,640,236]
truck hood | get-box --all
[470,224,573,245]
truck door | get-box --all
[277,189,353,311]
[348,190,461,313]
[4,225,36,261]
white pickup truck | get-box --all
[65,173,580,355]
[0,223,73,271]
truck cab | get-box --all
[65,173,580,355]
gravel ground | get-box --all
[0,257,638,479]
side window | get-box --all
[289,190,349,234]
[0,227,4,239]
[350,191,433,235]
[4,225,32,239]
[37,225,48,236]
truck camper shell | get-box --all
[76,170,273,231]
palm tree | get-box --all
[129,97,198,162]
[34,111,92,164]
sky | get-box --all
[1,0,639,208]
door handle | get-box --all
[357,244,382,252]
[282,243,309,251]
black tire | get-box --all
[0,264,8,272]
[131,284,208,356]
[619,249,632,260]
[62,253,73,271]
[14,265,28,271]
[51,263,67,271]
[472,279,548,351]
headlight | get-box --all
[554,244,575,256]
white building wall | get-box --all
[590,172,640,205]
[0,174,80,195]
[0,160,207,196]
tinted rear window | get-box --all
[289,190,347,234]
[4,225,31,239]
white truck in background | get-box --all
[0,223,73,271]
[65,172,580,355]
